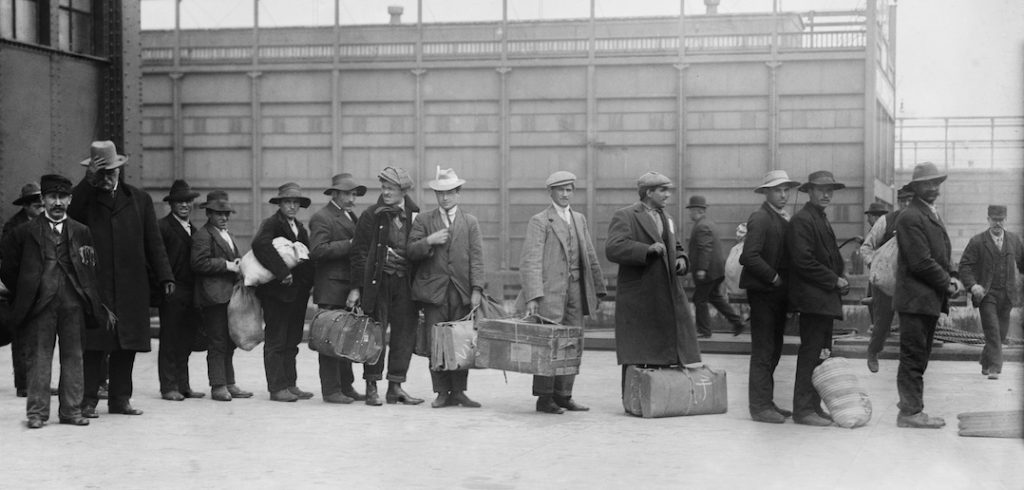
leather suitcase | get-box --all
[474,316,582,376]
[308,308,384,364]
[623,365,728,418]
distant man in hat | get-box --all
[309,173,368,404]
[606,172,702,391]
[253,182,315,402]
[864,202,888,229]
[191,191,253,402]
[519,170,606,414]
[786,170,850,426]
[69,140,174,418]
[408,167,485,408]
[686,195,746,338]
[958,204,1023,381]
[2,182,43,398]
[349,167,423,406]
[893,162,962,429]
[860,187,914,373]
[156,180,205,401]
[1,174,109,428]
[740,170,800,424]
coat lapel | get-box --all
[447,209,465,249]
[633,203,662,244]
[546,205,571,258]
[206,223,237,258]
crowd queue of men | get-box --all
[1,139,1020,430]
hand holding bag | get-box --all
[308,307,384,364]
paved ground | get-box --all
[1,343,1021,489]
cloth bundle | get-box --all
[240,237,310,287]
[227,283,263,351]
[868,237,898,296]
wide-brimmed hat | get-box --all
[908,162,947,184]
[636,171,674,189]
[378,167,413,191]
[39,175,72,197]
[754,170,800,193]
[269,182,311,208]
[12,182,41,205]
[428,167,466,192]
[79,140,128,169]
[865,202,888,216]
[200,190,235,213]
[163,179,200,202]
[545,171,576,188]
[988,205,1007,219]
[324,173,367,196]
[798,170,846,192]
[686,195,708,209]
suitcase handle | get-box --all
[518,314,560,325]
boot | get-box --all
[386,382,424,405]
[365,381,382,406]
[536,395,565,414]
[450,391,481,408]
[431,391,451,408]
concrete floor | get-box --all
[0,342,1021,489]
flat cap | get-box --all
[545,171,577,188]
[378,166,413,191]
[637,171,675,189]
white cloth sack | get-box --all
[868,237,898,296]
[240,236,310,286]
[724,242,744,297]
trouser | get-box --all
[747,288,788,413]
[262,294,309,393]
[10,325,29,391]
[83,349,136,409]
[533,276,582,397]
[317,304,357,396]
[897,312,938,416]
[202,303,237,387]
[158,296,201,394]
[25,283,85,421]
[793,313,833,418]
[978,290,1011,374]
[867,289,897,356]
[692,276,744,336]
[364,274,417,383]
[423,284,472,394]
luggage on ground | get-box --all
[623,365,728,418]
[811,357,872,428]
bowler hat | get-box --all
[545,171,576,188]
[79,140,128,169]
[865,202,888,216]
[798,170,846,192]
[378,166,414,191]
[200,190,235,213]
[324,173,367,196]
[988,205,1007,219]
[636,171,674,189]
[908,162,947,184]
[428,167,466,192]
[11,182,41,205]
[269,182,311,208]
[754,170,800,193]
[39,175,72,196]
[163,179,200,202]
[685,195,708,209]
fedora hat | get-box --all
[79,140,128,169]
[163,179,200,202]
[685,195,708,209]
[864,202,888,216]
[428,167,466,192]
[754,170,800,193]
[39,175,72,197]
[324,173,367,196]
[269,182,311,208]
[988,205,1007,219]
[200,190,235,213]
[12,182,41,205]
[797,170,846,192]
[908,162,947,184]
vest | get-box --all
[32,226,85,316]
[552,213,581,277]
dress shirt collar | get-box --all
[552,202,571,224]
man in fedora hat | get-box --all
[2,181,44,398]
[1,174,109,428]
[309,173,368,404]
[349,166,424,406]
[893,161,962,428]
[191,191,253,402]
[864,202,888,229]
[518,170,606,414]
[860,186,914,373]
[69,140,174,418]
[606,171,702,392]
[786,170,850,426]
[253,182,315,402]
[156,180,205,401]
[686,195,746,338]
[958,204,1023,381]
[408,167,485,408]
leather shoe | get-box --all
[451,391,481,408]
[431,392,451,408]
[981,367,990,376]
[211,386,232,402]
[340,386,366,402]
[109,404,144,415]
[536,396,565,414]
[897,411,945,429]
[386,384,424,405]
[751,409,785,424]
[733,319,749,336]
[161,390,185,401]
[81,406,99,419]
[554,395,589,411]
[16,388,27,398]
[288,386,314,400]
[59,416,89,426]
[365,382,382,406]
[867,354,879,373]
[772,404,793,418]
[27,417,44,429]
[324,392,355,404]
[794,413,832,426]
[270,389,298,402]
[987,371,1000,380]
[182,391,206,399]
[226,385,253,398]
[698,332,712,339]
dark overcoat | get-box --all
[739,201,791,293]
[894,199,954,316]
[0,209,31,239]
[688,216,726,283]
[407,207,485,306]
[308,202,358,306]
[958,229,1024,305]
[191,222,240,308]
[68,179,173,351]
[605,202,701,366]
[252,210,313,304]
[351,195,420,316]
[786,202,845,319]
[158,213,196,306]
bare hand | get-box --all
[346,289,361,309]
[471,289,482,308]
[648,242,666,256]
[79,246,97,267]
[426,229,450,246]
[836,277,850,296]
[526,299,539,316]
[695,270,706,281]
[970,284,985,303]
[226,259,240,273]
[164,282,176,296]
[948,278,964,296]
[282,274,294,286]
[674,257,688,276]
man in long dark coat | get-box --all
[2,181,43,398]
[606,172,702,391]
[686,195,746,337]
[69,141,174,418]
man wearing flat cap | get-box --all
[606,172,702,393]
[1,174,109,428]
[349,166,424,406]
[309,173,368,404]
[686,195,746,338]
[786,170,850,427]
[156,180,205,401]
[740,170,799,424]
[519,170,606,414]
[408,167,485,408]
[893,162,962,429]
[69,140,175,418]
[2,181,44,398]
[958,204,1023,381]
[253,182,315,402]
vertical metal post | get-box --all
[331,0,341,175]
[498,0,511,269]
[675,0,687,224]
[767,0,781,171]
[585,0,596,224]
[412,0,425,207]
[249,0,262,231]
[863,0,878,209]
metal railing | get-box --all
[897,116,1024,169]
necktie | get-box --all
[348,211,357,223]
[656,208,670,245]
[51,223,61,235]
